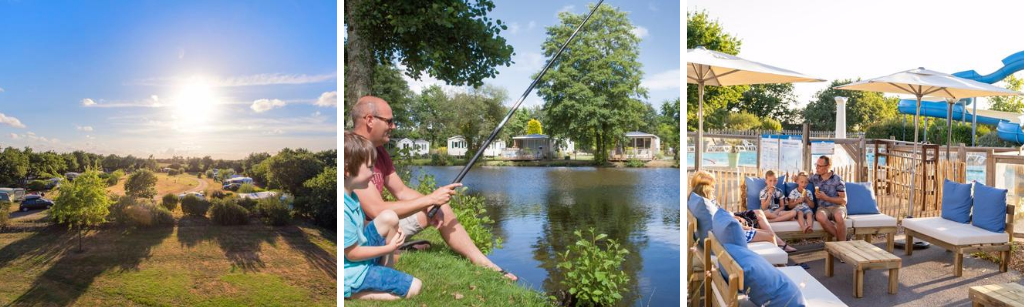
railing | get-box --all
[698,129,865,139]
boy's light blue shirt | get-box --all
[344,191,371,298]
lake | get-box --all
[410,166,680,307]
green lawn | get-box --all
[344,228,551,306]
[0,217,336,306]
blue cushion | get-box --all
[745,175,787,210]
[687,192,717,248]
[845,182,880,215]
[972,182,1007,233]
[712,208,747,247]
[941,180,973,223]
[722,243,807,307]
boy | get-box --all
[345,131,422,300]
[787,172,816,233]
[760,170,797,222]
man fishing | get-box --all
[349,96,518,281]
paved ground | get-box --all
[784,234,1024,307]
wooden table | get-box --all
[969,283,1024,307]
[825,240,902,298]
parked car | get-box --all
[19,195,54,211]
[0,192,10,204]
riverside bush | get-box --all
[210,199,249,225]
[555,228,630,306]
[181,194,210,217]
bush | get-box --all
[161,193,179,211]
[760,117,783,131]
[257,196,290,226]
[430,153,451,166]
[978,130,1017,147]
[107,169,125,186]
[555,228,630,306]
[168,169,180,176]
[208,189,228,199]
[27,180,51,191]
[181,194,210,217]
[124,169,158,199]
[625,157,646,168]
[238,183,257,193]
[124,201,174,227]
[724,112,761,130]
[210,198,249,226]
[237,197,258,212]
[0,200,10,229]
[449,188,502,254]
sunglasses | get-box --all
[370,115,396,127]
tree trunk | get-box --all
[78,226,83,252]
[344,0,374,110]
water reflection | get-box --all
[411,166,680,307]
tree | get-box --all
[52,170,111,252]
[733,83,798,123]
[537,4,647,164]
[0,147,29,186]
[449,85,508,156]
[344,0,514,106]
[804,79,899,132]
[124,169,158,199]
[657,98,681,158]
[686,10,747,131]
[989,73,1024,113]
[724,112,761,130]
[526,119,543,135]
[296,167,337,229]
[265,148,324,195]
[761,118,783,131]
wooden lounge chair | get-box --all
[902,204,1015,276]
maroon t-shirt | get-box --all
[371,146,395,194]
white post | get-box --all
[835,96,848,139]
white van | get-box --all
[0,188,26,202]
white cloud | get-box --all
[131,73,337,87]
[251,99,286,113]
[642,69,681,91]
[0,113,26,128]
[77,125,94,131]
[315,91,338,107]
[10,133,19,139]
[397,64,466,94]
[512,52,546,72]
[528,21,536,30]
[631,26,650,39]
[508,22,521,35]
[82,98,96,106]
[557,5,575,17]
[0,87,5,93]
[313,111,321,117]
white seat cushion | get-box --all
[777,266,848,307]
[848,213,897,228]
[903,217,1008,245]
[749,242,788,265]
[769,218,851,233]
[711,282,758,307]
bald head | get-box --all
[350,95,395,146]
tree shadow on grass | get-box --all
[11,225,173,306]
[0,226,75,271]
[176,216,277,272]
[280,225,337,279]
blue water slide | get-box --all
[894,50,1024,143]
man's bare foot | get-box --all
[497,268,518,281]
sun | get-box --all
[172,76,220,132]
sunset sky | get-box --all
[0,1,337,159]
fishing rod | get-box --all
[428,0,605,219]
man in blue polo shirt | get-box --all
[810,156,848,241]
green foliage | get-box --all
[804,79,899,132]
[27,179,51,191]
[119,198,174,228]
[265,148,324,195]
[237,197,259,212]
[657,98,681,159]
[124,169,158,199]
[168,169,181,176]
[0,147,29,186]
[723,112,761,130]
[554,228,630,306]
[0,200,9,229]
[989,73,1024,113]
[344,0,514,105]
[625,157,646,168]
[181,195,210,217]
[864,117,922,141]
[537,5,648,164]
[979,130,1017,147]
[449,188,502,255]
[238,183,258,193]
[52,171,111,229]
[210,198,250,226]
[257,196,290,226]
[205,169,215,179]
[926,120,980,145]
[295,166,337,229]
[864,117,990,145]
[735,83,799,125]
[430,153,451,166]
[161,193,179,211]
[686,10,747,131]
[526,118,543,135]
[106,169,125,186]
[760,117,783,131]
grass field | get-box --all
[105,173,203,198]
[0,173,336,306]
[344,229,550,306]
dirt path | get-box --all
[187,176,208,193]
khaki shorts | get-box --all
[398,213,425,237]
[818,205,847,221]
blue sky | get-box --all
[688,0,1024,109]
[394,0,681,110]
[0,1,337,159]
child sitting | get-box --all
[345,131,422,300]
[787,172,816,233]
[760,170,797,222]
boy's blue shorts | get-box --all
[351,221,414,297]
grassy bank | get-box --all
[345,228,551,307]
[0,216,337,306]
